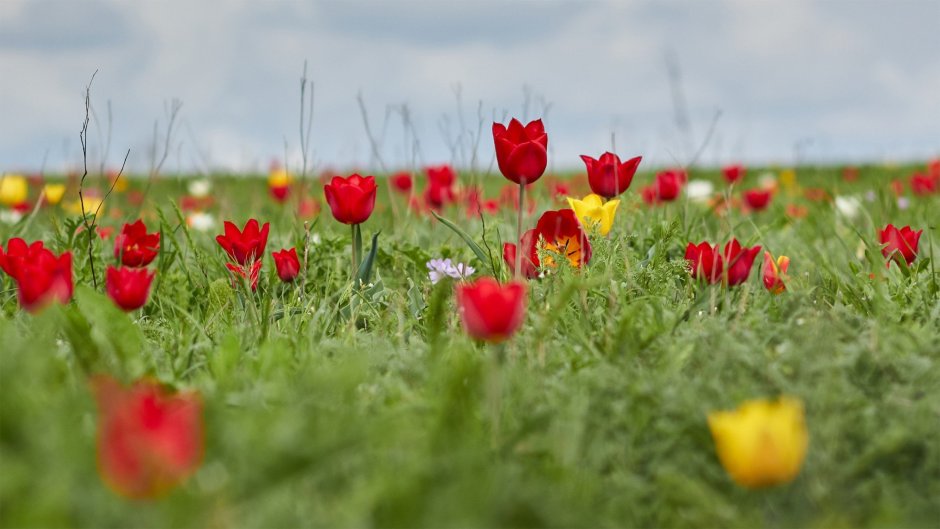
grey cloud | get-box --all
[0,0,133,51]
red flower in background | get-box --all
[323,174,377,225]
[456,277,526,343]
[723,239,762,286]
[743,189,773,211]
[499,184,536,213]
[910,173,936,196]
[272,248,300,283]
[106,266,155,311]
[762,252,790,294]
[685,242,723,284]
[642,170,684,204]
[722,164,746,184]
[216,219,270,266]
[269,185,290,203]
[114,220,160,267]
[91,375,204,499]
[493,118,548,184]
[297,197,320,219]
[535,208,592,269]
[390,172,413,194]
[889,180,905,197]
[12,249,73,312]
[842,166,859,182]
[879,224,922,266]
[581,152,642,198]
[502,228,540,279]
[0,238,47,278]
[426,164,456,189]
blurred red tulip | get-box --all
[581,152,642,198]
[785,204,808,219]
[272,248,300,283]
[643,170,684,204]
[323,174,377,225]
[723,239,762,286]
[804,188,830,202]
[842,166,859,182]
[502,228,540,279]
[910,173,936,196]
[106,266,155,311]
[297,197,320,219]
[722,164,746,184]
[762,251,790,294]
[426,164,457,188]
[269,185,290,203]
[390,172,413,194]
[216,219,269,266]
[889,179,905,196]
[91,375,204,499]
[743,189,773,211]
[114,220,160,267]
[879,224,922,266]
[456,277,526,343]
[0,238,47,278]
[493,118,548,185]
[685,242,723,284]
[11,249,73,312]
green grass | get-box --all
[1,165,938,528]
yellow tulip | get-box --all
[707,396,808,488]
[268,168,292,188]
[43,183,67,206]
[63,196,104,217]
[779,168,799,197]
[0,174,28,207]
[566,194,619,236]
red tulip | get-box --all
[502,228,540,279]
[842,166,859,182]
[0,237,47,278]
[216,219,269,266]
[269,185,290,203]
[426,164,457,188]
[743,189,772,211]
[390,172,413,194]
[685,242,723,284]
[581,152,642,198]
[762,251,790,294]
[227,260,263,291]
[492,118,548,184]
[323,174,377,225]
[91,375,204,499]
[879,224,922,266]
[114,220,160,267]
[11,249,73,312]
[910,173,936,196]
[723,238,762,286]
[535,208,592,268]
[642,170,684,204]
[105,266,155,311]
[889,180,905,197]
[456,277,526,343]
[272,248,300,283]
[424,182,456,211]
[722,164,746,184]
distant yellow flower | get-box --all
[566,194,619,236]
[778,168,799,197]
[707,396,808,488]
[43,183,67,205]
[63,196,104,217]
[0,174,28,206]
[268,168,292,188]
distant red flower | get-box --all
[426,164,457,188]
[456,277,526,343]
[722,164,746,184]
[272,248,300,283]
[889,179,905,196]
[216,219,269,266]
[910,172,936,196]
[743,189,773,211]
[642,170,684,204]
[550,181,572,201]
[499,184,536,213]
[723,238,762,286]
[581,152,642,198]
[106,266,155,311]
[804,188,830,202]
[269,185,290,203]
[762,252,790,294]
[424,182,456,211]
[493,118,548,185]
[502,228,540,279]
[785,204,808,219]
[297,197,320,219]
[11,201,31,214]
[879,224,922,266]
[114,220,160,267]
[227,260,263,291]
[390,172,413,194]
[91,375,204,499]
[12,249,73,312]
[323,174,377,225]
[685,242,723,284]
[928,159,940,179]
[842,166,859,182]
[179,196,214,211]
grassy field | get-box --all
[1,164,938,528]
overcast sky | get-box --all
[1,0,938,174]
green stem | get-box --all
[514,182,525,281]
[351,223,362,283]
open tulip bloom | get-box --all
[762,252,790,294]
[114,219,160,267]
[685,238,761,287]
[879,224,922,267]
[1,240,74,313]
[216,219,270,266]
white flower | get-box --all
[187,212,216,231]
[426,258,475,284]
[897,197,910,210]
[834,196,861,219]
[188,178,212,198]
[0,209,23,224]
[310,233,321,245]
[685,179,714,203]
[758,172,777,189]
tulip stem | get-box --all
[514,182,525,280]
[351,224,362,282]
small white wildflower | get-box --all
[0,210,23,224]
[187,212,216,232]
[834,196,861,219]
[897,197,910,210]
[188,178,212,197]
[310,233,322,245]
[685,179,714,203]
[450,262,475,280]
[427,258,453,284]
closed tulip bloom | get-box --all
[723,239,762,286]
[685,242,723,284]
[502,228,540,279]
[910,173,936,196]
[643,170,684,204]
[743,189,772,211]
[581,152,642,198]
[227,260,262,291]
[390,172,413,194]
[272,248,301,283]
[12,249,73,312]
[722,164,746,184]
[91,375,204,499]
[426,164,457,188]
[707,397,808,489]
[269,184,290,203]
[42,183,66,205]
[535,209,592,268]
[114,220,160,267]
[762,251,790,294]
[493,118,548,184]
[879,224,922,266]
[0,174,28,207]
[323,174,378,225]
[0,238,47,278]
[456,277,526,343]
[566,194,620,236]
[216,219,270,266]
[106,266,155,311]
